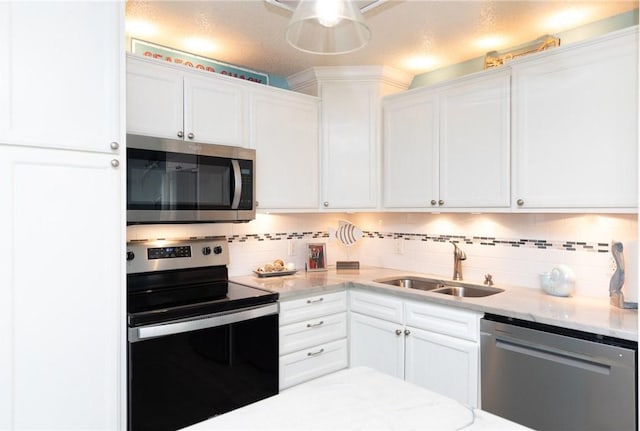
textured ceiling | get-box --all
[125,0,638,78]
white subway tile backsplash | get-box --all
[127,212,637,301]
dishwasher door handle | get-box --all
[495,337,611,375]
[129,303,278,342]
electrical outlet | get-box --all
[288,240,295,256]
[394,238,404,254]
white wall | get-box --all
[127,212,638,301]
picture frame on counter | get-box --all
[306,243,327,272]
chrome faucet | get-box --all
[451,242,467,280]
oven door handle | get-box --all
[128,303,278,342]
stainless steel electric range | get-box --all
[126,237,279,431]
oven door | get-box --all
[128,305,279,431]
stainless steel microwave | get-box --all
[126,134,255,224]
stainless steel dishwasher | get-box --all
[481,314,637,431]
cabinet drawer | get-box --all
[349,290,403,324]
[280,312,347,355]
[280,291,346,325]
[279,339,348,390]
[404,300,482,342]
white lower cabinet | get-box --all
[349,290,482,407]
[279,291,348,389]
[404,325,479,406]
[349,311,405,379]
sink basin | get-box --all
[375,275,504,298]
[432,285,504,298]
[375,276,443,291]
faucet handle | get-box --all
[450,241,467,259]
[484,274,494,286]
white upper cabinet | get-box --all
[320,80,380,209]
[126,57,184,140]
[0,2,122,153]
[383,89,439,208]
[438,71,511,208]
[127,54,248,147]
[249,89,319,210]
[288,66,412,211]
[383,69,511,210]
[511,27,638,211]
[184,75,246,146]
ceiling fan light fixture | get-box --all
[286,0,371,55]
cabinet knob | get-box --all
[517,199,524,206]
[430,199,437,206]
[187,132,195,140]
[404,329,411,336]
[438,200,444,206]
[177,131,184,138]
[323,201,329,207]
[109,141,119,150]
[110,159,119,168]
[395,329,402,336]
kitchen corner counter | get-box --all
[231,266,638,341]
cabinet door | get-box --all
[512,29,638,209]
[439,71,511,208]
[0,145,124,430]
[184,75,247,146]
[405,327,479,407]
[320,81,378,209]
[0,2,122,153]
[126,56,184,140]
[250,90,319,209]
[382,90,439,208]
[349,312,404,379]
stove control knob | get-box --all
[213,246,223,255]
[202,246,212,256]
[126,251,135,261]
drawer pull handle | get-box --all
[307,320,324,328]
[306,297,324,304]
[395,329,402,336]
[307,348,325,357]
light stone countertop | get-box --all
[231,266,638,341]
[182,367,532,430]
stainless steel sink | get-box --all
[375,275,504,297]
[432,285,504,297]
[374,276,443,291]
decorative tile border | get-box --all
[227,231,329,243]
[227,230,611,253]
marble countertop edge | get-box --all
[231,266,638,341]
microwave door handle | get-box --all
[231,159,241,209]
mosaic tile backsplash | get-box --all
[127,212,638,301]
[228,231,613,253]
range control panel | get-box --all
[126,237,228,274]
[148,246,192,260]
